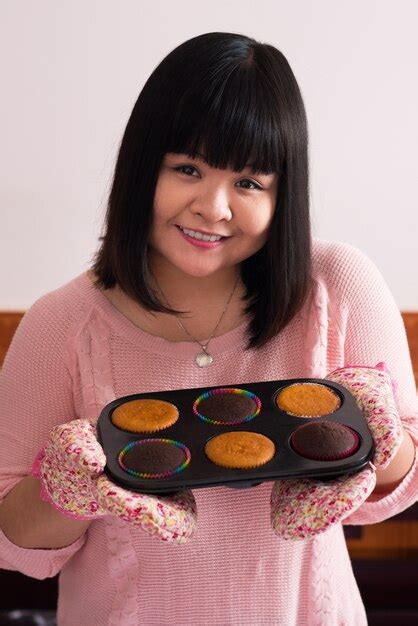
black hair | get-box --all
[91,31,312,350]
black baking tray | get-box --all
[96,378,375,494]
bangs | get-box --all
[165,65,284,176]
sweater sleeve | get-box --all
[319,242,418,526]
[0,291,87,579]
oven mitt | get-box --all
[31,419,197,544]
[270,363,403,540]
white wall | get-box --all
[1,0,417,309]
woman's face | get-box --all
[148,151,279,279]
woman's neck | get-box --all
[148,254,242,311]
[88,269,248,343]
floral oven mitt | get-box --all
[31,419,197,544]
[270,363,403,540]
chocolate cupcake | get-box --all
[290,421,360,461]
[275,383,341,418]
[193,388,261,426]
[205,431,275,469]
[118,438,191,479]
[111,399,179,433]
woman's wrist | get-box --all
[0,476,92,549]
[372,428,416,495]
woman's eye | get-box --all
[237,179,262,191]
[173,165,262,190]
[174,165,198,176]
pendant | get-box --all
[196,351,213,367]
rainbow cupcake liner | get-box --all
[118,438,191,479]
[193,387,262,426]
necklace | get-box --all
[155,274,240,367]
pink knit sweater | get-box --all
[1,239,417,626]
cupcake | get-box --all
[118,438,191,479]
[111,398,179,433]
[193,388,261,426]
[205,431,275,469]
[275,383,341,418]
[290,421,360,461]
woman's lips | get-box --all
[176,225,228,249]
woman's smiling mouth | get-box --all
[176,225,230,248]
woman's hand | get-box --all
[270,363,404,540]
[31,419,197,544]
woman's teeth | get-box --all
[179,226,223,242]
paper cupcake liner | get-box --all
[204,431,275,469]
[193,387,262,426]
[111,399,179,433]
[275,382,342,418]
[118,438,191,479]
[290,424,360,461]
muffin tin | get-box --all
[96,378,375,494]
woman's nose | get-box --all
[190,186,233,223]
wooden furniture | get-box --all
[0,313,22,367]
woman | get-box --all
[0,31,416,625]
